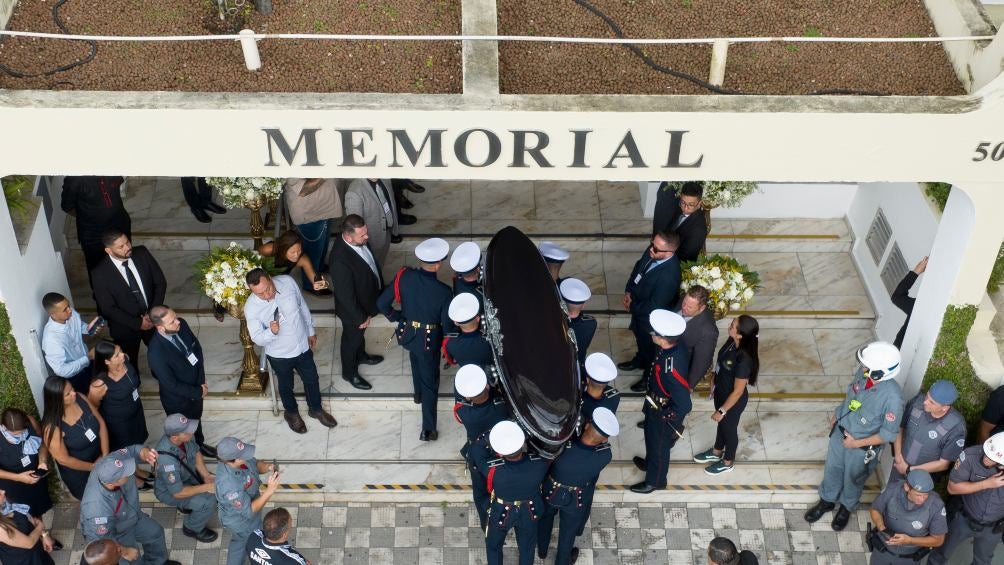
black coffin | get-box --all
[482,226,581,458]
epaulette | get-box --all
[604,387,619,398]
[488,458,505,468]
[528,453,542,461]
[492,397,506,406]
[581,314,595,321]
[595,442,611,452]
[457,399,474,407]
[445,332,460,339]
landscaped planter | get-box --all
[0,0,462,92]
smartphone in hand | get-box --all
[272,458,280,473]
[31,469,49,479]
[87,317,105,336]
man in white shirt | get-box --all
[41,292,101,393]
[243,269,338,434]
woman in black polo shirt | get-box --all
[694,315,760,475]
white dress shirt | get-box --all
[243,275,315,359]
[41,309,90,377]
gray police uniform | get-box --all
[820,369,903,510]
[929,446,1004,565]
[79,446,168,565]
[869,484,947,564]
[889,393,965,485]
[153,434,215,533]
[216,457,264,565]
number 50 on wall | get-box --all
[973,142,1004,162]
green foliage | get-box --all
[1,175,34,222]
[804,26,823,38]
[0,302,36,417]
[925,182,951,211]
[922,305,988,443]
[989,243,1004,292]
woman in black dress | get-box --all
[88,341,148,450]
[0,488,54,565]
[693,315,760,475]
[0,409,52,522]
[40,377,107,500]
[258,230,330,295]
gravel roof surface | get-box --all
[497,0,966,96]
[0,0,462,93]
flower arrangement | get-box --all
[194,242,274,308]
[205,177,284,209]
[681,255,761,318]
[665,180,760,208]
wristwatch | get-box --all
[718,407,727,416]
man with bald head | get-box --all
[80,538,139,565]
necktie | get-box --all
[673,214,688,229]
[372,180,394,228]
[121,260,147,308]
[359,245,381,283]
[171,334,189,355]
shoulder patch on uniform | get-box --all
[885,412,897,422]
[488,458,505,468]
[911,520,923,530]
[167,473,177,484]
[941,507,947,516]
[226,491,239,501]
[959,451,967,462]
[96,524,108,535]
[929,430,938,440]
[957,438,965,447]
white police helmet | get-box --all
[856,341,901,381]
[984,432,1004,466]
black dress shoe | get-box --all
[632,456,647,471]
[360,355,384,366]
[391,234,404,244]
[199,444,218,459]
[831,505,851,531]
[343,375,373,390]
[204,202,227,214]
[569,547,579,564]
[166,561,183,565]
[309,409,339,428]
[404,180,426,193]
[420,430,438,441]
[537,546,547,559]
[399,195,414,209]
[629,380,647,393]
[636,420,644,428]
[413,393,421,404]
[50,537,64,551]
[138,482,153,492]
[398,213,417,225]
[183,526,219,543]
[803,499,836,523]
[629,482,657,494]
[617,360,641,371]
[190,208,212,223]
[284,411,308,434]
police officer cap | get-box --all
[649,309,686,338]
[984,432,1004,465]
[906,469,935,493]
[489,421,525,456]
[415,238,450,263]
[584,352,617,383]
[591,407,620,438]
[928,380,958,405]
[95,451,136,484]
[455,364,488,398]
[449,293,480,324]
[217,436,256,461]
[450,241,481,274]
[559,278,591,305]
[164,413,199,436]
[539,241,570,263]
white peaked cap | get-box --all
[489,421,525,456]
[649,309,686,338]
[592,407,620,437]
[449,293,480,324]
[415,238,450,263]
[560,278,591,304]
[450,241,481,273]
[455,364,488,398]
[539,241,570,262]
[584,352,617,383]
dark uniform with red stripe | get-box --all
[443,329,494,372]
[454,393,509,528]
[568,314,597,365]
[469,441,550,565]
[643,343,691,488]
[453,276,484,309]
[581,384,620,419]
[377,267,453,434]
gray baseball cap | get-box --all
[164,413,199,436]
[94,451,136,484]
[217,437,255,461]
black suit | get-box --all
[624,251,682,369]
[681,308,719,389]
[90,246,166,379]
[652,185,707,263]
[147,319,207,445]
[329,236,384,380]
[891,271,918,348]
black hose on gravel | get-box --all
[571,0,888,96]
[0,0,98,78]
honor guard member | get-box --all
[215,437,282,565]
[80,446,183,565]
[806,341,904,531]
[537,407,618,565]
[581,352,620,418]
[928,432,1004,565]
[246,508,310,565]
[472,421,550,565]
[377,237,454,442]
[630,310,690,494]
[539,241,570,284]
[453,365,509,529]
[867,469,946,565]
[560,278,596,364]
[153,414,218,543]
[890,380,965,486]
[450,241,483,307]
[443,293,494,373]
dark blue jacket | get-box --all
[377,268,453,354]
[454,393,509,444]
[549,437,612,491]
[445,329,494,368]
[649,344,692,417]
[147,318,205,405]
[624,252,681,323]
[581,385,620,420]
[569,315,597,364]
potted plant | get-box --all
[681,254,761,320]
[205,177,283,248]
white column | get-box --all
[898,182,1004,397]
[639,181,660,219]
